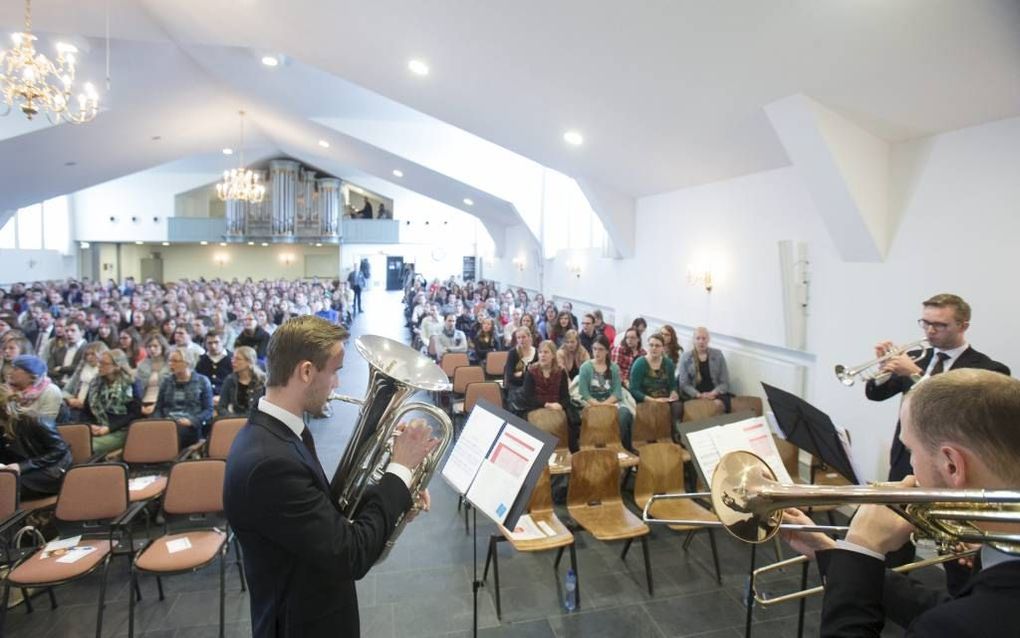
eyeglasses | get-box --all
[918,318,955,331]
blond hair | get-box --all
[266,316,349,387]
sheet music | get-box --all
[441,408,506,495]
[466,424,543,524]
[505,514,546,541]
[688,417,793,485]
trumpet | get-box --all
[327,335,454,562]
[834,339,930,386]
[643,450,1020,606]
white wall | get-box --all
[0,249,77,285]
[540,116,1020,481]
[482,223,543,290]
[104,243,341,282]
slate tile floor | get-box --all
[4,289,913,637]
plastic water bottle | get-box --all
[563,568,577,612]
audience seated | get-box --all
[578,335,634,452]
[435,314,468,359]
[51,320,87,387]
[1,331,33,383]
[537,306,559,341]
[196,331,233,397]
[218,346,266,418]
[137,334,171,416]
[591,309,616,344]
[629,334,684,429]
[118,327,146,369]
[659,324,682,366]
[235,312,271,360]
[522,340,579,451]
[547,311,573,347]
[678,326,733,413]
[0,385,72,499]
[504,327,538,412]
[6,355,64,421]
[611,327,645,389]
[62,341,108,420]
[470,316,501,365]
[578,313,598,355]
[81,348,142,456]
[556,329,590,380]
[155,347,213,447]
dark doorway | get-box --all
[386,256,404,291]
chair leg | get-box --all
[640,536,653,596]
[491,537,502,621]
[1,580,11,631]
[219,547,227,638]
[129,569,137,638]
[233,537,247,592]
[134,577,142,602]
[569,543,579,610]
[553,545,565,570]
[21,588,33,613]
[95,556,112,638]
[483,535,496,582]
[620,538,633,561]
[156,575,165,601]
[47,586,57,609]
[682,530,695,551]
[707,529,722,585]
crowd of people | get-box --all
[404,276,734,453]
[0,276,355,499]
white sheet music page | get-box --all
[466,423,543,524]
[712,417,794,484]
[686,427,724,484]
[441,408,505,495]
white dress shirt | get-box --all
[921,342,969,377]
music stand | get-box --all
[761,383,859,485]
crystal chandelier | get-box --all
[0,0,99,123]
[217,110,266,203]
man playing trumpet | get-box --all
[784,370,1020,637]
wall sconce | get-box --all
[279,253,296,267]
[566,258,583,279]
[512,254,526,271]
[687,264,713,292]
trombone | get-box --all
[834,339,929,386]
[642,450,1020,606]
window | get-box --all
[541,169,607,259]
[0,214,14,249]
[1,196,71,253]
[16,203,42,250]
[42,196,70,253]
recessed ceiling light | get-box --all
[318,139,330,148]
[563,130,584,146]
[200,241,209,245]
[134,240,144,245]
[408,59,429,76]
[315,243,322,247]
[247,241,255,246]
[222,148,233,156]
[261,55,279,67]
[392,169,404,178]
[219,242,227,247]
[463,198,474,206]
[161,241,170,246]
[261,242,269,247]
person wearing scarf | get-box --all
[0,384,72,499]
[5,355,63,421]
[82,349,142,456]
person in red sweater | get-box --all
[523,340,580,451]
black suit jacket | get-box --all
[818,548,1020,637]
[865,346,1010,480]
[224,409,411,638]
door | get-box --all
[386,256,404,291]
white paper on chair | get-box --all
[129,475,158,491]
[55,546,97,563]
[536,520,556,537]
[43,535,81,553]
[506,514,545,541]
[166,537,192,554]
[442,408,506,495]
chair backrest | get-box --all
[441,352,470,379]
[485,350,508,377]
[0,469,19,520]
[55,463,128,523]
[579,405,622,449]
[681,398,724,422]
[207,417,247,459]
[527,467,554,514]
[163,459,226,515]
[57,423,94,465]
[123,419,180,465]
[730,395,764,417]
[633,442,686,505]
[527,408,569,449]
[632,401,671,444]
[464,382,503,413]
[452,366,485,394]
[567,448,622,507]
[774,435,801,482]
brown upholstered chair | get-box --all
[1,463,143,638]
[450,366,485,418]
[130,459,244,637]
[122,419,180,503]
[567,448,653,594]
[681,398,724,422]
[528,408,569,450]
[0,469,37,612]
[730,395,764,417]
[483,468,577,619]
[206,417,247,460]
[57,423,101,464]
[484,350,508,383]
[440,352,470,380]
[633,442,721,583]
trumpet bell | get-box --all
[711,451,785,543]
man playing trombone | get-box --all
[783,370,1020,637]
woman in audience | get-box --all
[218,346,266,417]
[96,321,119,349]
[522,340,579,450]
[0,385,72,499]
[136,334,171,416]
[578,335,634,452]
[519,312,540,344]
[470,316,501,365]
[591,309,616,343]
[62,341,109,420]
[548,311,574,348]
[503,327,538,412]
[1,332,33,383]
[629,333,683,425]
[159,318,177,342]
[118,328,146,369]
[537,306,559,341]
[81,348,142,456]
[612,327,645,388]
[679,326,732,413]
[501,307,522,347]
[556,329,590,380]
[155,347,213,447]
[5,355,64,421]
[129,309,151,336]
[659,324,683,366]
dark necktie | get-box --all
[930,352,951,376]
[300,427,320,465]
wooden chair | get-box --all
[484,350,508,383]
[453,381,503,419]
[206,417,247,460]
[527,408,569,450]
[440,352,470,380]
[0,469,37,613]
[631,401,679,450]
[579,405,622,450]
[483,468,577,619]
[774,435,802,482]
[633,442,721,583]
[730,395,764,417]
[681,398,724,422]
[567,448,653,594]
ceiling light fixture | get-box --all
[217,110,266,203]
[463,198,474,206]
[200,241,208,246]
[563,130,584,146]
[247,241,254,246]
[134,240,144,245]
[392,169,403,178]
[318,139,330,148]
[222,148,233,155]
[161,241,170,246]
[407,59,429,76]
[219,242,227,247]
[261,55,279,67]
[0,0,100,123]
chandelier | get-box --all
[0,0,99,123]
[217,110,266,203]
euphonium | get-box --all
[327,335,454,562]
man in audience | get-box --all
[236,312,271,360]
[191,317,211,345]
[579,313,598,355]
[173,325,206,359]
[455,303,477,342]
[592,309,616,343]
[347,265,366,314]
[32,309,53,353]
[52,320,87,387]
[419,305,443,354]
[435,314,468,358]
[196,331,233,397]
[782,369,1020,636]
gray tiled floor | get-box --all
[4,289,914,637]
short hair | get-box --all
[169,346,197,368]
[266,316,348,387]
[205,330,222,342]
[922,293,971,323]
[907,369,1020,482]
